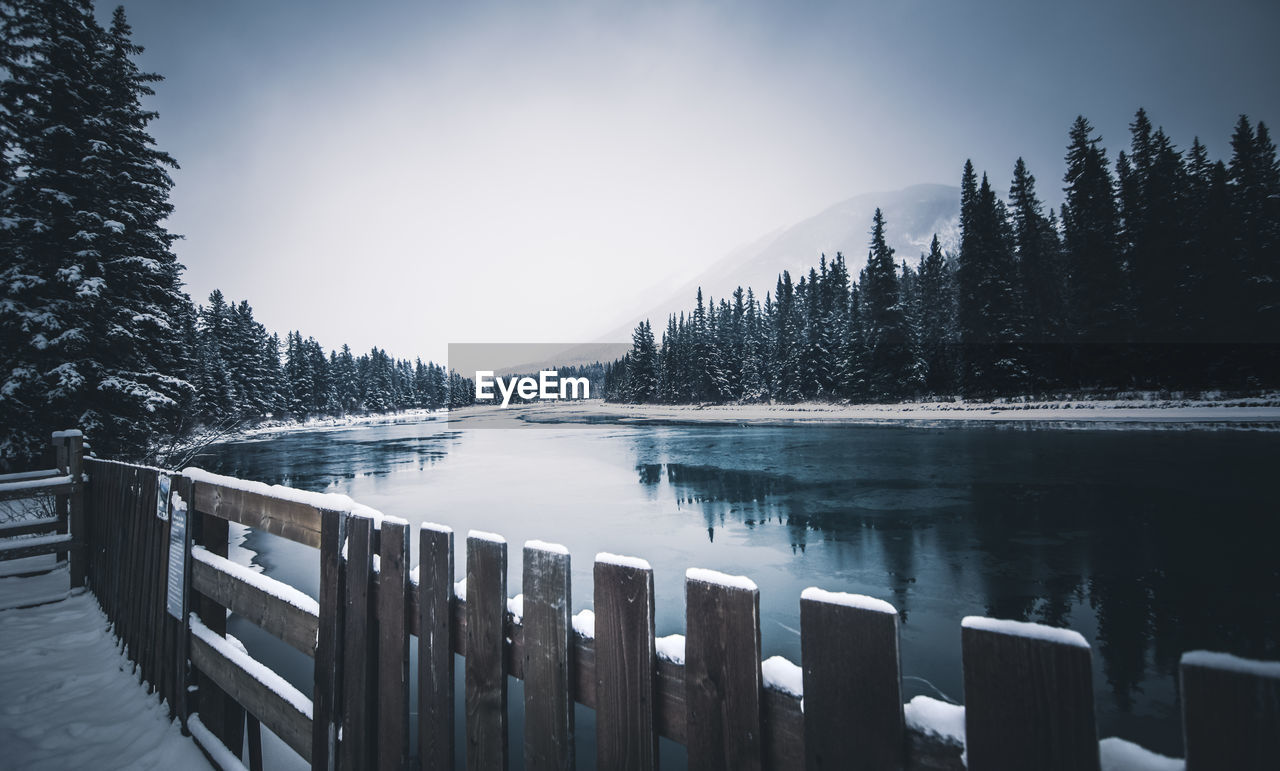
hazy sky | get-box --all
[115,0,1280,362]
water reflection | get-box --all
[624,426,1280,753]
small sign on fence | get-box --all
[165,484,187,620]
[156,473,171,521]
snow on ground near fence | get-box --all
[0,589,212,770]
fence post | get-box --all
[173,475,196,732]
[419,523,455,771]
[341,513,376,770]
[594,553,657,771]
[53,433,70,569]
[465,531,508,771]
[522,540,574,771]
[313,508,347,771]
[800,588,903,771]
[685,568,763,771]
[1180,651,1280,770]
[961,616,1100,771]
[192,479,247,757]
[377,517,411,771]
[64,432,85,586]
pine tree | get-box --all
[1062,116,1127,350]
[626,320,659,402]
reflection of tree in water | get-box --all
[202,429,463,491]
[627,426,1280,741]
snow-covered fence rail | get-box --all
[0,431,85,584]
[72,458,1280,771]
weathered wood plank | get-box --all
[961,617,1099,771]
[377,519,411,771]
[190,552,320,658]
[0,480,75,501]
[312,508,347,771]
[522,542,574,771]
[190,631,313,762]
[1181,651,1280,771]
[594,555,657,771]
[686,570,763,771]
[0,534,80,561]
[801,590,904,770]
[192,481,323,548]
[466,533,508,771]
[418,524,455,771]
[341,514,376,771]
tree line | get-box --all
[183,289,474,434]
[0,1,469,469]
[606,110,1280,404]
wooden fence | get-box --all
[0,431,85,588]
[5,433,1279,770]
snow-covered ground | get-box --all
[454,393,1280,430]
[0,589,212,770]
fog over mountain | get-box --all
[600,183,960,342]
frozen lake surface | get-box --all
[197,416,1280,761]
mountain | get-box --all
[600,183,960,341]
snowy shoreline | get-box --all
[446,393,1280,430]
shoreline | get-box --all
[445,394,1280,430]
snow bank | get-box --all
[507,594,524,624]
[687,567,758,592]
[192,546,319,617]
[596,552,651,571]
[961,616,1089,648]
[181,468,385,527]
[904,695,965,746]
[801,587,897,615]
[454,578,467,597]
[525,539,569,556]
[1099,737,1184,771]
[189,614,313,720]
[656,634,686,664]
[761,655,803,697]
[573,609,595,638]
[1181,650,1280,679]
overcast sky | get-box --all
[115,0,1280,363]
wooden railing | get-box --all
[67,454,1280,771]
[0,431,86,587]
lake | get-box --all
[198,415,1280,763]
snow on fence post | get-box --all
[522,540,574,771]
[960,616,1099,771]
[418,523,455,771]
[340,513,377,770]
[312,508,347,771]
[192,477,247,757]
[1180,651,1280,770]
[685,568,764,771]
[594,553,658,771]
[801,588,904,771]
[466,531,509,771]
[376,517,411,771]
